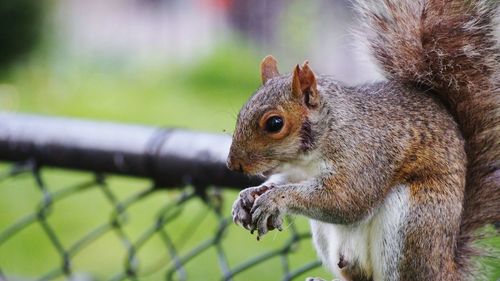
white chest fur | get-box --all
[270,156,410,280]
[310,185,410,281]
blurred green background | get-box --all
[0,0,498,280]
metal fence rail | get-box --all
[0,113,322,281]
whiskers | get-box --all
[272,217,294,241]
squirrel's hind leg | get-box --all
[394,180,464,281]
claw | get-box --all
[269,214,283,231]
[257,213,271,237]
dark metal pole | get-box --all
[0,113,262,189]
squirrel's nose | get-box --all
[227,157,244,173]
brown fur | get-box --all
[228,0,499,280]
[357,0,500,276]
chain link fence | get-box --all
[0,114,324,281]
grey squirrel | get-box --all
[226,0,500,280]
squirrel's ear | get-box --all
[292,64,302,98]
[292,61,319,107]
[260,55,280,84]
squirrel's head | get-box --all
[227,55,322,176]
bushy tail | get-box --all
[355,0,500,275]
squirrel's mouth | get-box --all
[262,169,274,177]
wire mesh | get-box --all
[0,160,322,281]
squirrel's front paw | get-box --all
[232,184,275,230]
[250,189,285,239]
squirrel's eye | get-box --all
[265,116,284,133]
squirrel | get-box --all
[226,0,499,280]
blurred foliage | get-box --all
[0,43,262,133]
[0,0,44,70]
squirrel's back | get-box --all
[356,0,500,275]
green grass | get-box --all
[0,44,260,131]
